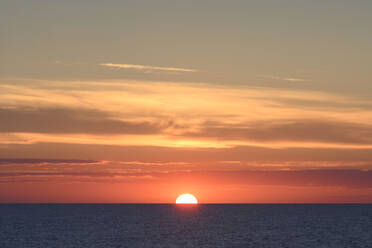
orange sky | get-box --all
[2,1,372,203]
[1,158,372,203]
[1,82,372,203]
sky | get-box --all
[1,0,372,203]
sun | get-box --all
[176,193,198,204]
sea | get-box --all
[1,204,371,248]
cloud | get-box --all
[1,78,372,150]
[0,108,169,134]
[100,63,198,73]
[283,78,306,82]
[1,157,372,203]
[2,162,372,188]
[28,143,372,165]
[160,170,372,188]
[0,158,97,164]
[182,119,372,145]
[261,75,307,82]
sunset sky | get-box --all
[1,0,372,203]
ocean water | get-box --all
[1,204,371,248]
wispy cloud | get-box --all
[0,158,97,164]
[100,63,198,73]
[2,159,372,188]
[261,75,307,82]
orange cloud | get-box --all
[1,78,372,150]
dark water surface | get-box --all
[1,204,372,247]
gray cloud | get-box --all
[183,120,372,145]
[161,170,372,189]
[0,108,169,134]
[2,143,372,163]
[2,167,372,189]
[5,107,368,146]
[0,158,97,164]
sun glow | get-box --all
[176,193,198,204]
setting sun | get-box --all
[176,194,198,204]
